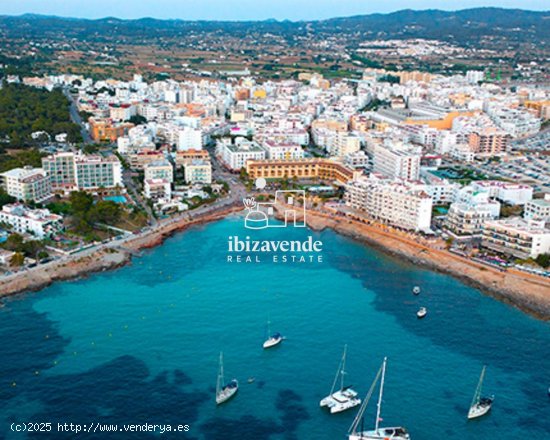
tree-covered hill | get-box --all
[0,83,82,149]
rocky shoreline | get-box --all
[303,210,550,321]
[0,205,242,301]
[2,202,548,322]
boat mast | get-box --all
[471,365,486,407]
[375,357,387,433]
[349,364,382,435]
[217,352,224,395]
[340,344,347,391]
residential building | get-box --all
[89,117,134,142]
[184,160,213,184]
[261,140,304,161]
[1,167,52,203]
[345,178,433,232]
[144,160,174,183]
[482,218,550,259]
[0,204,63,238]
[217,138,266,171]
[144,179,172,201]
[372,142,421,181]
[524,196,550,223]
[445,202,500,236]
[177,127,203,151]
[472,181,533,205]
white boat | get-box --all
[412,286,421,295]
[263,320,283,349]
[467,366,494,419]
[215,352,238,405]
[416,307,427,319]
[320,345,361,414]
[348,357,410,440]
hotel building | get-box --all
[1,167,52,203]
[246,158,359,185]
[482,218,550,259]
[345,178,433,232]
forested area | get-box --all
[0,83,82,150]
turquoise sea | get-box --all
[1,215,549,439]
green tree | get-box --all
[535,253,550,269]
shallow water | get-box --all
[1,216,549,439]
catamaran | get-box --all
[467,365,494,419]
[320,345,361,414]
[348,357,410,440]
[263,320,283,349]
[215,352,238,405]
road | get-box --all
[63,88,93,144]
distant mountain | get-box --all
[0,8,548,46]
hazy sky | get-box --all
[0,0,546,21]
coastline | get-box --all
[0,204,242,301]
[302,209,550,321]
[1,201,549,322]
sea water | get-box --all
[1,215,549,439]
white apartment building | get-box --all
[177,127,203,151]
[183,160,212,184]
[216,138,266,171]
[144,179,172,201]
[1,167,52,203]
[524,196,550,223]
[144,160,174,183]
[482,218,550,259]
[327,133,361,157]
[372,142,421,181]
[345,178,433,232]
[110,105,136,122]
[261,140,304,160]
[472,181,533,205]
[445,202,500,236]
[0,204,63,238]
[489,108,541,138]
[344,150,370,169]
[42,152,123,193]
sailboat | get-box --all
[215,352,238,405]
[349,357,410,440]
[467,366,494,419]
[263,320,283,349]
[320,345,361,414]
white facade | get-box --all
[216,139,266,171]
[345,178,433,232]
[372,142,421,181]
[1,167,52,203]
[445,202,500,236]
[0,204,63,238]
[524,196,550,223]
[482,218,550,259]
[144,179,172,201]
[177,127,203,151]
[261,141,304,160]
[184,160,212,184]
[144,160,174,183]
[472,181,533,205]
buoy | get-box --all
[91,341,95,345]
[123,325,128,329]
[34,370,39,375]
[45,335,49,339]
[108,333,112,337]
[73,351,77,356]
[54,360,58,365]
[11,382,16,387]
